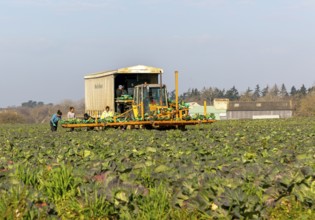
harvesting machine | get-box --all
[61,71,215,130]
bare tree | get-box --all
[295,91,315,116]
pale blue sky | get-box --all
[1,0,315,107]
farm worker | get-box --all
[67,106,76,132]
[50,110,62,132]
[116,85,127,97]
[101,106,113,119]
[67,106,75,119]
[84,113,95,131]
[83,113,94,121]
[116,85,127,113]
[150,96,156,105]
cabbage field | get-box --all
[1,118,315,219]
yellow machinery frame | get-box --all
[62,71,215,129]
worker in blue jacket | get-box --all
[50,110,62,131]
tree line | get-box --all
[169,83,315,116]
[1,83,314,124]
[168,84,312,103]
[0,99,85,124]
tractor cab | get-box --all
[132,84,168,118]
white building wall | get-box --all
[227,110,293,119]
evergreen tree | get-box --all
[290,86,297,96]
[253,84,261,100]
[225,86,239,100]
[300,84,307,96]
[261,85,269,97]
[215,88,225,98]
[279,83,288,98]
[192,88,200,97]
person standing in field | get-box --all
[116,85,127,97]
[116,85,127,113]
[67,106,76,132]
[50,110,62,132]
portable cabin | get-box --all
[84,65,163,116]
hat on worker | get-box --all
[118,85,123,89]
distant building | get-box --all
[213,98,229,110]
[227,101,293,119]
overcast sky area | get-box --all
[0,0,315,107]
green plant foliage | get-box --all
[57,189,117,219]
[0,118,315,219]
[0,185,55,219]
[38,164,79,203]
